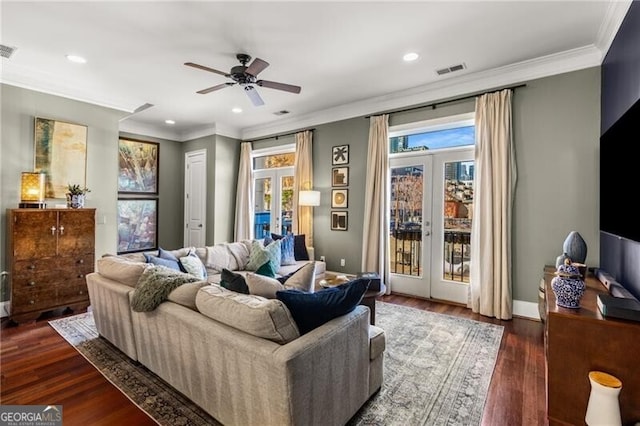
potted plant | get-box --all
[66,184,91,209]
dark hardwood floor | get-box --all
[1,296,547,426]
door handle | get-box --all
[424,231,431,236]
[198,224,203,228]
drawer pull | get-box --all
[79,291,84,295]
[29,281,35,286]
[78,259,84,264]
[29,300,35,305]
[78,274,84,278]
[59,226,64,235]
[28,264,35,270]
[51,226,57,235]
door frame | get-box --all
[184,149,207,247]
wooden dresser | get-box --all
[542,265,640,425]
[6,208,95,324]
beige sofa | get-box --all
[86,245,385,426]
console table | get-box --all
[541,265,640,425]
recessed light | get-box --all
[232,107,242,114]
[403,52,419,62]
[66,54,86,64]
[165,119,175,125]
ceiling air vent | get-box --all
[273,110,290,116]
[0,45,17,59]
[436,63,466,76]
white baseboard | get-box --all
[513,299,540,321]
[0,301,10,318]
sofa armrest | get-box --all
[307,246,314,261]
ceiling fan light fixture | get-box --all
[403,52,419,62]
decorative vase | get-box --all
[66,194,85,209]
[562,231,587,264]
[585,371,622,426]
[551,259,585,309]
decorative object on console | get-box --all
[562,231,587,264]
[66,183,90,208]
[19,172,46,208]
[585,371,622,426]
[551,259,586,309]
[555,252,569,268]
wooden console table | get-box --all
[541,265,640,425]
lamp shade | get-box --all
[299,190,320,206]
[20,172,46,203]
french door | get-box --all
[389,148,474,304]
[253,168,294,239]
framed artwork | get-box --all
[332,145,349,165]
[331,189,348,208]
[332,167,349,187]
[117,198,158,254]
[331,211,348,231]
[34,117,88,199]
[118,138,159,194]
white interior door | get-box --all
[184,149,207,247]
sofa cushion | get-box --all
[368,325,386,360]
[97,256,151,287]
[246,262,317,299]
[180,252,208,280]
[246,239,281,272]
[167,281,209,310]
[195,284,300,344]
[276,278,371,334]
[131,266,201,312]
[219,268,249,294]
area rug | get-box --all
[49,301,503,426]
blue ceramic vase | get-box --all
[562,231,587,264]
[551,260,586,309]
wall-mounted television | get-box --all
[600,97,640,243]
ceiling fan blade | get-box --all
[245,57,269,77]
[257,80,301,94]
[184,62,230,77]
[244,86,265,106]
[197,82,235,94]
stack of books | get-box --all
[597,294,640,322]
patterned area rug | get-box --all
[49,302,503,426]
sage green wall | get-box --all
[119,131,184,250]
[0,84,127,303]
[287,67,601,304]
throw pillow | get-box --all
[131,266,200,312]
[245,273,284,299]
[276,278,371,334]
[246,239,281,272]
[246,262,316,298]
[263,233,274,246]
[179,252,208,280]
[220,268,249,294]
[167,281,209,310]
[280,233,297,265]
[271,233,309,261]
[144,253,182,271]
[281,261,316,292]
[255,260,277,278]
[158,247,187,273]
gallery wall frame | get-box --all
[332,167,349,187]
[331,211,348,231]
[332,144,349,165]
[117,198,158,254]
[118,138,159,194]
[331,189,348,208]
[34,117,88,199]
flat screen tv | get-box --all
[600,98,640,243]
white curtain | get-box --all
[469,89,516,320]
[293,130,314,245]
[234,142,254,241]
[361,114,390,293]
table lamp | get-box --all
[19,172,46,208]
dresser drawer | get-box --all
[11,288,57,314]
[56,284,89,304]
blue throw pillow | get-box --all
[158,247,187,273]
[144,252,182,271]
[276,278,371,334]
[280,234,297,266]
[271,233,309,261]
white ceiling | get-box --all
[0,1,632,141]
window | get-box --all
[390,114,475,154]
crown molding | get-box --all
[595,0,633,55]
[119,120,184,141]
[240,45,603,140]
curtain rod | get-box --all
[247,128,315,143]
[364,84,527,119]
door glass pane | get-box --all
[254,177,271,239]
[280,175,294,235]
[389,165,424,276]
[443,161,473,283]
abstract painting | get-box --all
[34,117,88,199]
[332,145,349,165]
[118,138,159,194]
[117,198,158,254]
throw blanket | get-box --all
[131,266,200,312]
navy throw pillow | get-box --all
[220,268,249,294]
[276,278,371,334]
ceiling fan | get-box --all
[184,53,301,107]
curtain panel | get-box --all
[293,130,314,246]
[234,142,254,241]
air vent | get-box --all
[273,110,290,116]
[133,103,154,113]
[0,45,17,59]
[436,63,466,76]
